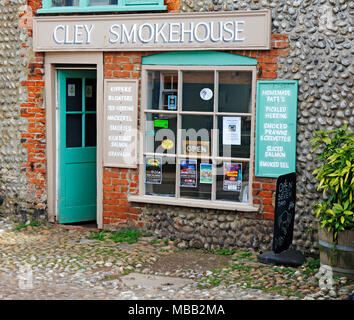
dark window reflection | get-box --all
[66,114,82,148]
[85,78,97,111]
[85,114,97,147]
[66,78,82,112]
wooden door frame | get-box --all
[44,52,104,229]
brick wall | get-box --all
[21,2,46,212]
[20,51,46,208]
[103,52,145,230]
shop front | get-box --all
[32,9,295,251]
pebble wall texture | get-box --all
[0,1,47,222]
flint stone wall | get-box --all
[0,1,47,222]
[143,204,274,252]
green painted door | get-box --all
[58,70,97,223]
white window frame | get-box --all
[38,0,166,14]
[128,64,259,212]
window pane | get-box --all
[88,0,118,5]
[145,113,177,154]
[182,71,214,112]
[66,114,82,148]
[218,71,252,113]
[216,161,249,203]
[145,156,176,197]
[146,71,178,110]
[85,114,96,147]
[52,0,78,6]
[66,78,82,112]
[180,159,212,200]
[85,78,96,111]
[218,116,251,158]
[181,115,213,156]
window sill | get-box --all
[36,5,167,14]
[128,195,260,212]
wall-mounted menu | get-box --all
[103,79,138,168]
[255,81,298,177]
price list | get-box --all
[255,81,298,177]
[103,79,138,168]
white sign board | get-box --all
[33,11,272,51]
[103,79,138,168]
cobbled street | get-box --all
[0,216,352,300]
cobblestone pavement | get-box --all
[0,216,353,300]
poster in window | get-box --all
[223,117,241,145]
[85,85,93,98]
[180,159,197,188]
[223,162,242,192]
[68,84,75,97]
[168,95,177,110]
[145,157,162,185]
[200,163,212,184]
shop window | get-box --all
[38,0,166,13]
[141,64,256,208]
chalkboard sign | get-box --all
[273,172,296,254]
[255,80,298,177]
[103,79,138,168]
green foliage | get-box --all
[109,228,143,244]
[15,220,39,231]
[89,230,109,241]
[214,248,235,255]
[311,125,354,241]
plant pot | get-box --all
[318,228,354,279]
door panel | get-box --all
[58,70,97,224]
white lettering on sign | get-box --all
[34,11,272,51]
[53,24,94,44]
[108,95,133,101]
[104,80,138,168]
[106,21,245,45]
[110,86,132,93]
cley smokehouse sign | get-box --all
[33,11,271,52]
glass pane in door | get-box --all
[85,78,97,111]
[85,114,97,147]
[66,78,82,111]
[66,114,82,148]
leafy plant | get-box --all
[311,125,354,241]
[214,248,235,255]
[15,220,39,231]
[109,228,142,244]
[89,231,109,241]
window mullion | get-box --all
[211,70,218,201]
[175,69,182,199]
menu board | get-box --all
[273,172,296,253]
[103,79,138,168]
[255,81,298,177]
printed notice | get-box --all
[145,157,162,185]
[68,84,75,97]
[200,163,212,184]
[255,81,298,177]
[223,117,241,145]
[180,159,197,188]
[103,79,138,168]
[223,162,242,192]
